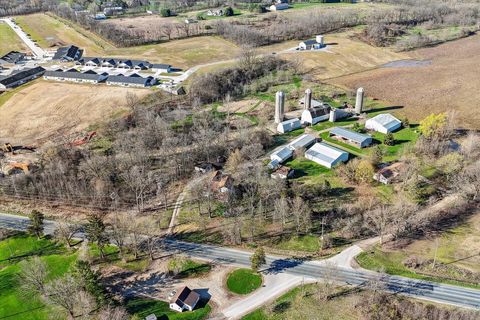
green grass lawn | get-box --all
[273,234,321,253]
[0,22,28,56]
[227,268,262,294]
[168,258,212,278]
[126,298,211,320]
[356,246,480,289]
[371,127,419,162]
[0,234,77,320]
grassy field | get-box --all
[273,234,321,253]
[168,258,212,278]
[242,284,360,320]
[13,13,239,68]
[226,268,262,294]
[126,298,211,320]
[0,234,77,320]
[357,211,480,285]
[0,22,29,56]
[331,33,480,129]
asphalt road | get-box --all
[1,213,479,311]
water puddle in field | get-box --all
[382,59,432,68]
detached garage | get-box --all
[365,114,401,134]
[305,142,349,169]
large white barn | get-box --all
[305,142,349,168]
[277,118,301,133]
[365,114,402,134]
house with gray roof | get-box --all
[169,286,200,312]
[106,74,156,87]
[0,66,45,90]
[299,35,325,50]
[329,127,372,148]
[52,45,83,61]
[0,51,26,65]
[44,69,108,84]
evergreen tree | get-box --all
[28,210,44,239]
[384,132,395,146]
[250,247,266,272]
[84,214,109,260]
[73,260,107,307]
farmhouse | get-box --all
[271,166,295,180]
[365,113,401,134]
[211,171,233,193]
[0,66,45,90]
[277,118,301,133]
[44,69,108,84]
[329,127,372,148]
[269,3,289,11]
[169,286,200,312]
[287,134,317,151]
[0,51,26,65]
[305,142,349,168]
[299,35,325,50]
[106,74,156,87]
[301,104,331,125]
[52,45,83,62]
[373,162,406,184]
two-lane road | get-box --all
[0,213,479,310]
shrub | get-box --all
[160,8,171,17]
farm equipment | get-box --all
[1,143,36,155]
[70,131,97,146]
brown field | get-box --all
[0,21,30,56]
[331,34,480,129]
[13,13,240,69]
[0,81,150,144]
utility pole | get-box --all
[432,237,439,269]
[320,216,326,249]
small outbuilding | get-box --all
[211,171,233,193]
[277,118,301,133]
[169,286,200,312]
[299,35,325,50]
[365,113,401,134]
[305,142,349,169]
[373,162,406,184]
[329,127,372,148]
[269,3,289,11]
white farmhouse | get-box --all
[277,118,301,133]
[365,113,402,134]
[299,35,325,50]
[305,142,349,168]
[169,286,200,312]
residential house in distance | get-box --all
[152,64,172,73]
[329,127,372,148]
[301,104,331,125]
[169,286,200,312]
[94,13,107,20]
[277,118,301,133]
[0,66,45,90]
[103,6,124,16]
[0,51,26,65]
[299,35,325,50]
[365,113,402,134]
[373,162,406,184]
[106,74,157,88]
[207,9,224,16]
[305,142,349,168]
[44,69,109,84]
[211,171,233,193]
[194,162,222,174]
[52,45,83,62]
[269,3,289,11]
